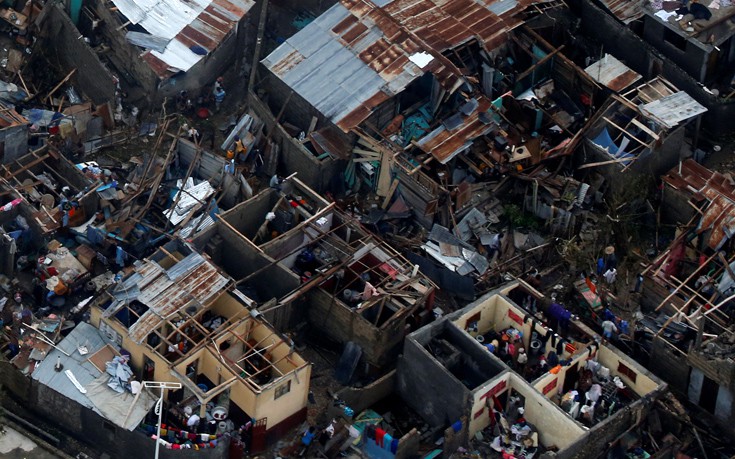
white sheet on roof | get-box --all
[109,0,210,40]
[150,39,204,72]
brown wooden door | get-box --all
[250,417,268,453]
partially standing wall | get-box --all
[37,4,116,105]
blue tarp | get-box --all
[591,127,634,165]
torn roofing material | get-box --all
[662,159,735,202]
[105,251,229,344]
[31,322,157,430]
[662,159,735,250]
[639,91,707,130]
[111,0,254,76]
[584,54,641,92]
[416,96,494,163]
[263,0,548,132]
[598,0,645,24]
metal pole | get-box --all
[155,388,163,459]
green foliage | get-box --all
[505,204,540,230]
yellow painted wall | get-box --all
[507,374,585,450]
[92,300,311,431]
[229,376,258,416]
[453,294,577,360]
[251,364,311,427]
[467,371,585,447]
[532,349,591,399]
[90,307,177,384]
[469,372,511,435]
[597,346,660,395]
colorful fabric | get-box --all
[375,428,386,447]
[383,433,393,450]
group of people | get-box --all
[299,419,336,457]
[483,328,528,373]
[174,76,227,116]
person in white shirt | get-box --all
[601,320,617,341]
[187,413,201,430]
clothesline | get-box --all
[140,423,222,450]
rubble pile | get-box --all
[1,0,735,458]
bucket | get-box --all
[530,339,542,356]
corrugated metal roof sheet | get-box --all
[599,0,645,24]
[662,159,735,249]
[584,54,641,92]
[639,91,707,129]
[417,96,495,163]
[127,255,229,343]
[111,0,254,76]
[264,0,544,132]
[178,213,215,238]
[163,179,216,226]
[662,159,735,200]
[32,322,107,413]
[32,323,157,430]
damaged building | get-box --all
[397,281,667,458]
[637,159,735,433]
[90,239,311,451]
[81,0,255,99]
[191,174,437,369]
[0,0,734,456]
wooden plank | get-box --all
[377,149,393,197]
[381,178,399,209]
[352,148,380,157]
[307,116,318,135]
[2,153,49,180]
[46,69,76,103]
[602,116,652,150]
[577,157,635,169]
[515,45,565,82]
[630,117,660,140]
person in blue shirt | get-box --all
[299,426,316,457]
[214,86,226,112]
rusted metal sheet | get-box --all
[118,0,254,76]
[663,159,735,250]
[662,159,735,199]
[599,0,645,24]
[417,97,494,163]
[309,127,352,159]
[126,257,229,344]
[264,0,550,132]
[584,54,642,92]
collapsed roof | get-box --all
[263,0,553,132]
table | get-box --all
[0,8,28,30]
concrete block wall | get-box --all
[650,337,691,394]
[396,329,470,427]
[39,4,116,104]
[688,351,735,390]
[0,125,29,165]
[215,223,301,300]
[307,288,405,367]
[91,1,158,97]
[553,396,656,459]
[570,0,735,138]
[248,88,344,193]
[223,189,280,240]
[0,360,32,400]
[156,21,252,100]
[336,369,396,414]
[641,16,710,83]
